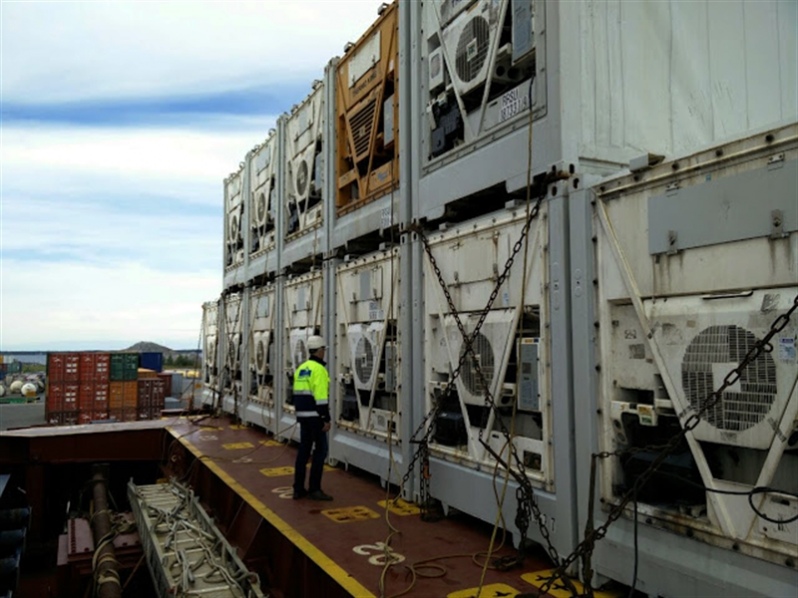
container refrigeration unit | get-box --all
[280,270,324,441]
[249,131,279,260]
[570,124,798,598]
[245,284,278,430]
[332,247,402,482]
[335,1,399,216]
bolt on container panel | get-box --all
[336,1,399,215]
[582,123,798,595]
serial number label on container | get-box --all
[500,87,529,122]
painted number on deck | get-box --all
[353,542,405,566]
[222,442,255,450]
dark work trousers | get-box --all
[293,417,328,493]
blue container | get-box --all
[139,352,163,373]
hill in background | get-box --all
[124,342,201,366]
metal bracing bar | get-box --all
[594,196,735,536]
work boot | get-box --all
[308,490,333,501]
[293,488,308,500]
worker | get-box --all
[292,335,333,501]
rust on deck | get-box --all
[164,415,563,598]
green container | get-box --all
[110,353,139,381]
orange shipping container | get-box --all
[335,1,399,214]
[109,381,137,409]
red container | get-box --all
[76,382,109,423]
[48,382,80,413]
[48,353,81,382]
[79,353,111,382]
[48,410,80,426]
[109,408,136,422]
[157,373,172,398]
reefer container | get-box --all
[244,284,278,428]
[335,1,399,214]
[249,131,278,258]
[331,247,402,482]
[224,165,246,271]
[412,0,798,223]
[570,123,798,597]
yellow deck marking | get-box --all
[260,439,283,447]
[260,466,294,477]
[447,583,520,597]
[322,506,379,523]
[377,498,421,516]
[222,442,255,450]
[199,426,223,431]
[229,424,248,430]
[521,570,621,598]
[170,428,376,598]
[261,465,336,477]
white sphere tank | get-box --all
[9,380,23,394]
[21,382,37,398]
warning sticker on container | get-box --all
[779,337,796,363]
[369,301,384,321]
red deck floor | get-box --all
[166,415,615,598]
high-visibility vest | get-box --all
[292,358,329,419]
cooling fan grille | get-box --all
[354,337,376,385]
[682,325,777,432]
[459,332,495,396]
[455,16,490,84]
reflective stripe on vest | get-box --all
[292,359,329,418]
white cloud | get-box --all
[1,120,277,193]
[0,258,217,350]
[1,0,386,103]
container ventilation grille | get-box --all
[296,160,309,196]
[455,16,490,84]
[256,339,267,371]
[459,332,495,396]
[682,325,777,432]
[355,337,375,386]
[294,341,308,368]
[351,99,377,160]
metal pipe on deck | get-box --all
[90,466,121,598]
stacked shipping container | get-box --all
[46,352,166,425]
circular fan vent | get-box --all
[455,16,490,84]
[430,51,442,80]
[296,160,309,196]
[207,339,216,360]
[256,339,267,370]
[294,341,308,368]
[256,192,267,222]
[229,214,239,239]
[354,337,375,384]
[459,332,495,396]
[682,325,777,431]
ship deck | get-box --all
[164,414,618,598]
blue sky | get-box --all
[1,0,383,351]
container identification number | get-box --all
[500,87,529,122]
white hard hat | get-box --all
[307,335,326,351]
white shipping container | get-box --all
[584,123,798,595]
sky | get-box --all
[0,0,385,351]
